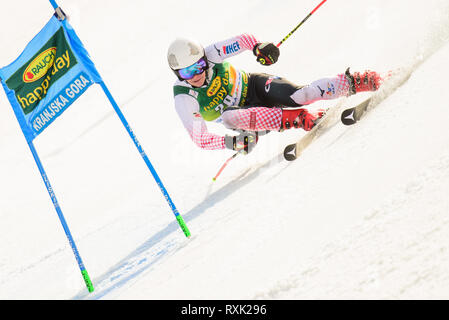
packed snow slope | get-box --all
[1,0,449,299]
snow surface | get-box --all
[1,0,449,300]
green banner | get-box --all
[5,27,77,115]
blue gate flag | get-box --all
[0,14,102,142]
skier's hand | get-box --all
[225,131,259,155]
[253,42,280,66]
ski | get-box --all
[284,66,417,161]
[340,97,372,125]
[283,106,339,161]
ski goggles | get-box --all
[175,58,208,80]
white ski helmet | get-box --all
[167,38,205,72]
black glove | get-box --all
[253,42,280,66]
[224,131,259,155]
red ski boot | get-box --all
[280,108,326,132]
[345,67,382,95]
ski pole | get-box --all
[212,152,239,181]
[277,0,328,47]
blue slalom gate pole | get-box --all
[48,0,58,9]
[27,140,94,293]
[99,82,191,238]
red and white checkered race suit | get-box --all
[173,34,382,150]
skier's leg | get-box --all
[222,107,283,131]
[293,67,384,104]
[290,73,351,105]
[222,106,326,132]
[247,69,382,107]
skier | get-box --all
[168,34,382,154]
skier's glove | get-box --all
[224,131,259,155]
[253,42,280,66]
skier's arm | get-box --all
[205,33,259,63]
[174,94,226,150]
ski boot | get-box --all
[345,67,382,95]
[280,108,326,132]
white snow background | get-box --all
[1,0,449,300]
